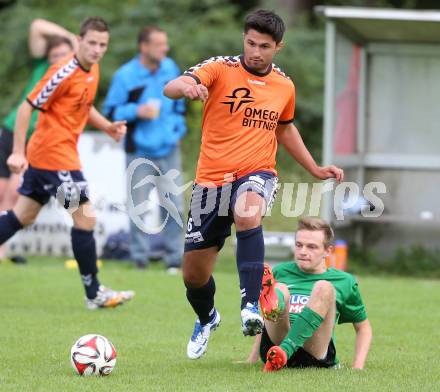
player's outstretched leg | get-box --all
[0,210,23,245]
[86,285,135,310]
[0,196,43,264]
[185,275,220,359]
[186,276,220,359]
[264,346,287,372]
[183,247,220,359]
[0,172,23,261]
[187,308,221,359]
[0,196,42,245]
[259,263,286,322]
[71,203,135,309]
[266,280,335,371]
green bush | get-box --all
[348,244,440,278]
[0,0,326,171]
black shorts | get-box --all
[259,328,337,368]
[18,165,90,209]
[184,171,278,252]
[0,127,13,178]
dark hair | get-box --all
[45,36,73,57]
[79,17,109,37]
[244,9,285,44]
[137,26,164,44]
[297,217,334,248]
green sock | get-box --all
[275,287,285,313]
[280,306,324,359]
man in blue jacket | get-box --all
[103,26,186,272]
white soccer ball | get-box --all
[70,334,117,376]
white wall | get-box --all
[8,132,159,257]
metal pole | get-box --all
[355,46,367,246]
[321,21,336,223]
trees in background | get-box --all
[1,0,438,172]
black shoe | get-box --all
[135,260,148,270]
[10,256,27,265]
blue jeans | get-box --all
[126,146,184,267]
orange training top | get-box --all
[26,55,99,170]
[184,55,295,186]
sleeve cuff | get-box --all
[183,73,201,85]
[26,98,45,112]
[278,118,294,125]
[354,312,368,324]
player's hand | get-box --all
[137,103,160,120]
[183,84,208,101]
[314,165,344,182]
[107,120,127,142]
[7,153,28,174]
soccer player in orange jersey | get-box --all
[0,17,135,309]
[0,19,76,264]
[164,9,343,359]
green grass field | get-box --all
[1,252,439,392]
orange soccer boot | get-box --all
[259,263,285,322]
[264,346,287,372]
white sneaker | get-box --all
[241,302,264,336]
[187,309,221,359]
[166,267,180,275]
[85,285,135,310]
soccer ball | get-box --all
[70,334,117,376]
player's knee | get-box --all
[13,208,37,227]
[275,282,290,305]
[182,261,209,287]
[183,270,209,288]
[5,193,19,208]
[0,181,7,203]
[19,215,36,227]
[312,280,335,300]
[233,192,264,231]
[83,217,96,231]
[234,215,261,231]
[86,218,97,231]
[71,204,97,231]
[275,282,290,298]
[73,215,96,231]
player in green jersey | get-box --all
[247,216,372,371]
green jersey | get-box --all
[273,262,367,327]
[3,58,49,138]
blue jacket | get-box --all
[103,56,186,157]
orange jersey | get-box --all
[26,55,99,170]
[184,55,295,186]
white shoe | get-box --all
[187,309,221,359]
[241,302,263,336]
[85,285,135,310]
[166,267,180,275]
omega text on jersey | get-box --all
[242,107,279,131]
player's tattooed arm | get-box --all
[276,123,344,182]
[164,76,208,101]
